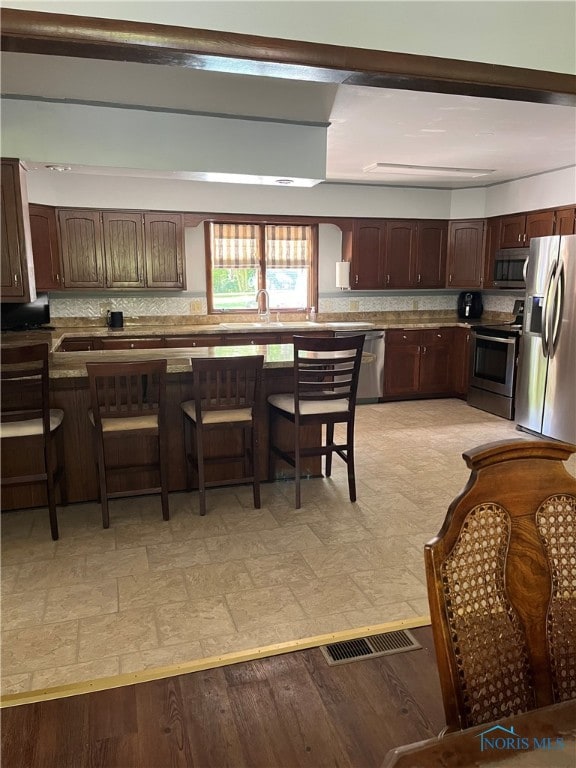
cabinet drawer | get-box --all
[165,335,220,347]
[97,337,164,350]
[421,328,452,345]
[59,338,94,351]
[386,329,420,345]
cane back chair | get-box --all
[425,439,576,732]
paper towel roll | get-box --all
[335,261,351,289]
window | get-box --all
[206,221,317,313]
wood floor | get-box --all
[1,626,445,768]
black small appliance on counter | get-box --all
[457,291,483,320]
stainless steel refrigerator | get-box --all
[516,234,576,444]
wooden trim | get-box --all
[2,9,575,105]
[0,615,430,708]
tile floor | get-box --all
[2,399,572,696]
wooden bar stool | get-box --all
[268,334,364,509]
[1,343,66,540]
[86,359,169,528]
[181,355,264,516]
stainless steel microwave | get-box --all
[493,247,530,288]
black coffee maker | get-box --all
[457,291,483,320]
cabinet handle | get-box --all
[523,233,527,243]
[130,343,134,349]
[386,274,390,285]
[518,234,521,242]
[402,334,408,339]
[177,272,182,283]
[355,275,359,285]
[437,333,442,338]
[422,345,427,354]
[55,273,60,283]
[417,274,421,284]
[13,273,19,286]
[449,274,453,284]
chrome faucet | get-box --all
[256,289,270,323]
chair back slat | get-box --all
[86,360,167,425]
[293,335,364,413]
[1,343,51,433]
[192,356,263,414]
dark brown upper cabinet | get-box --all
[29,204,62,291]
[483,217,502,290]
[446,219,486,288]
[414,220,447,288]
[385,220,416,288]
[1,158,36,302]
[102,211,145,288]
[59,209,105,288]
[554,207,576,235]
[144,213,185,289]
[351,220,387,289]
[500,210,555,247]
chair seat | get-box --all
[88,410,158,432]
[181,401,253,424]
[0,409,64,438]
[268,393,349,416]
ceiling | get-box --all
[2,51,575,189]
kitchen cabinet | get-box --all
[29,204,62,291]
[59,210,105,288]
[500,210,555,247]
[165,335,222,347]
[452,326,472,396]
[555,207,576,235]
[144,213,185,289]
[351,220,386,288]
[102,211,145,288]
[385,220,416,288]
[384,327,456,398]
[483,217,502,289]
[1,158,36,302]
[446,220,485,288]
[58,338,95,351]
[414,220,447,288]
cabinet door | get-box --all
[452,326,472,396]
[29,204,62,291]
[144,213,184,289]
[500,214,527,247]
[102,211,145,288]
[446,220,485,288]
[483,217,501,290]
[415,221,447,288]
[351,220,386,289]
[385,221,416,288]
[383,330,421,396]
[554,207,576,236]
[525,210,555,243]
[419,328,453,394]
[1,158,35,301]
[59,210,105,288]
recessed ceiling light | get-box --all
[275,178,294,185]
[45,165,72,172]
[363,163,495,179]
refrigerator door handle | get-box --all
[548,260,565,359]
[541,262,556,358]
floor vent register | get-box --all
[320,629,421,665]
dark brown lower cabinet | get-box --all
[384,327,458,398]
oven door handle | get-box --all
[473,334,517,345]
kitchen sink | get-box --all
[219,321,323,330]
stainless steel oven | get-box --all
[468,325,521,419]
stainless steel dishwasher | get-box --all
[334,330,385,402]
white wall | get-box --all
[484,166,576,217]
[4,1,575,75]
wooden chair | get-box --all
[268,334,364,509]
[425,439,576,733]
[181,355,264,516]
[1,343,66,540]
[86,359,169,528]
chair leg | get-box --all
[346,422,357,503]
[183,415,193,492]
[252,423,261,509]
[195,423,207,516]
[44,441,59,541]
[325,423,334,477]
[294,421,302,510]
[95,432,110,529]
[57,427,68,507]
[267,407,276,482]
[158,431,170,521]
